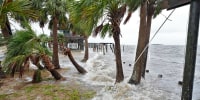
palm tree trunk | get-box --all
[41,54,62,80]
[113,32,124,83]
[0,61,6,79]
[64,48,87,74]
[52,16,60,69]
[1,16,12,38]
[32,69,42,83]
[129,2,147,85]
[141,3,154,78]
[81,36,89,62]
[30,54,44,70]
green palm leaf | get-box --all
[3,24,51,76]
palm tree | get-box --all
[2,24,63,81]
[67,1,91,62]
[43,0,68,69]
[81,35,89,62]
[128,2,147,85]
[0,0,38,38]
[64,48,87,74]
[126,0,163,84]
[70,0,127,83]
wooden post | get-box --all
[103,44,105,55]
[105,44,108,52]
[181,0,200,100]
[97,44,99,52]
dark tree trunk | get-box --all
[32,69,42,83]
[41,54,62,80]
[113,32,124,83]
[49,69,62,80]
[141,3,154,78]
[30,54,44,70]
[81,36,89,62]
[52,16,60,69]
[64,48,87,74]
[0,61,6,79]
[10,62,17,77]
[129,3,147,85]
[1,16,12,38]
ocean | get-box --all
[60,45,200,100]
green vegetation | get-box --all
[0,83,95,100]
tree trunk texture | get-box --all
[113,32,124,83]
[129,3,147,85]
[0,61,6,79]
[19,57,30,78]
[32,69,42,83]
[1,16,12,38]
[10,62,17,77]
[64,48,87,74]
[52,16,60,69]
[41,54,62,80]
[30,54,44,70]
[141,3,154,78]
[81,36,89,62]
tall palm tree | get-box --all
[128,2,147,85]
[43,0,68,69]
[126,0,163,85]
[0,0,38,38]
[2,24,63,80]
[71,0,127,83]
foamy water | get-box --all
[1,45,198,100]
[0,45,200,100]
[60,45,200,100]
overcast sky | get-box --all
[10,5,200,45]
[89,5,200,45]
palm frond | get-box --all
[2,25,51,76]
[153,1,162,18]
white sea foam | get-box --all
[59,46,200,100]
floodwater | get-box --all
[60,45,200,100]
[1,45,199,100]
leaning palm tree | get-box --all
[2,24,63,81]
[65,22,89,62]
[71,0,127,83]
[68,1,92,62]
[64,48,87,74]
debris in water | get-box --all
[178,81,183,85]
[158,74,163,78]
